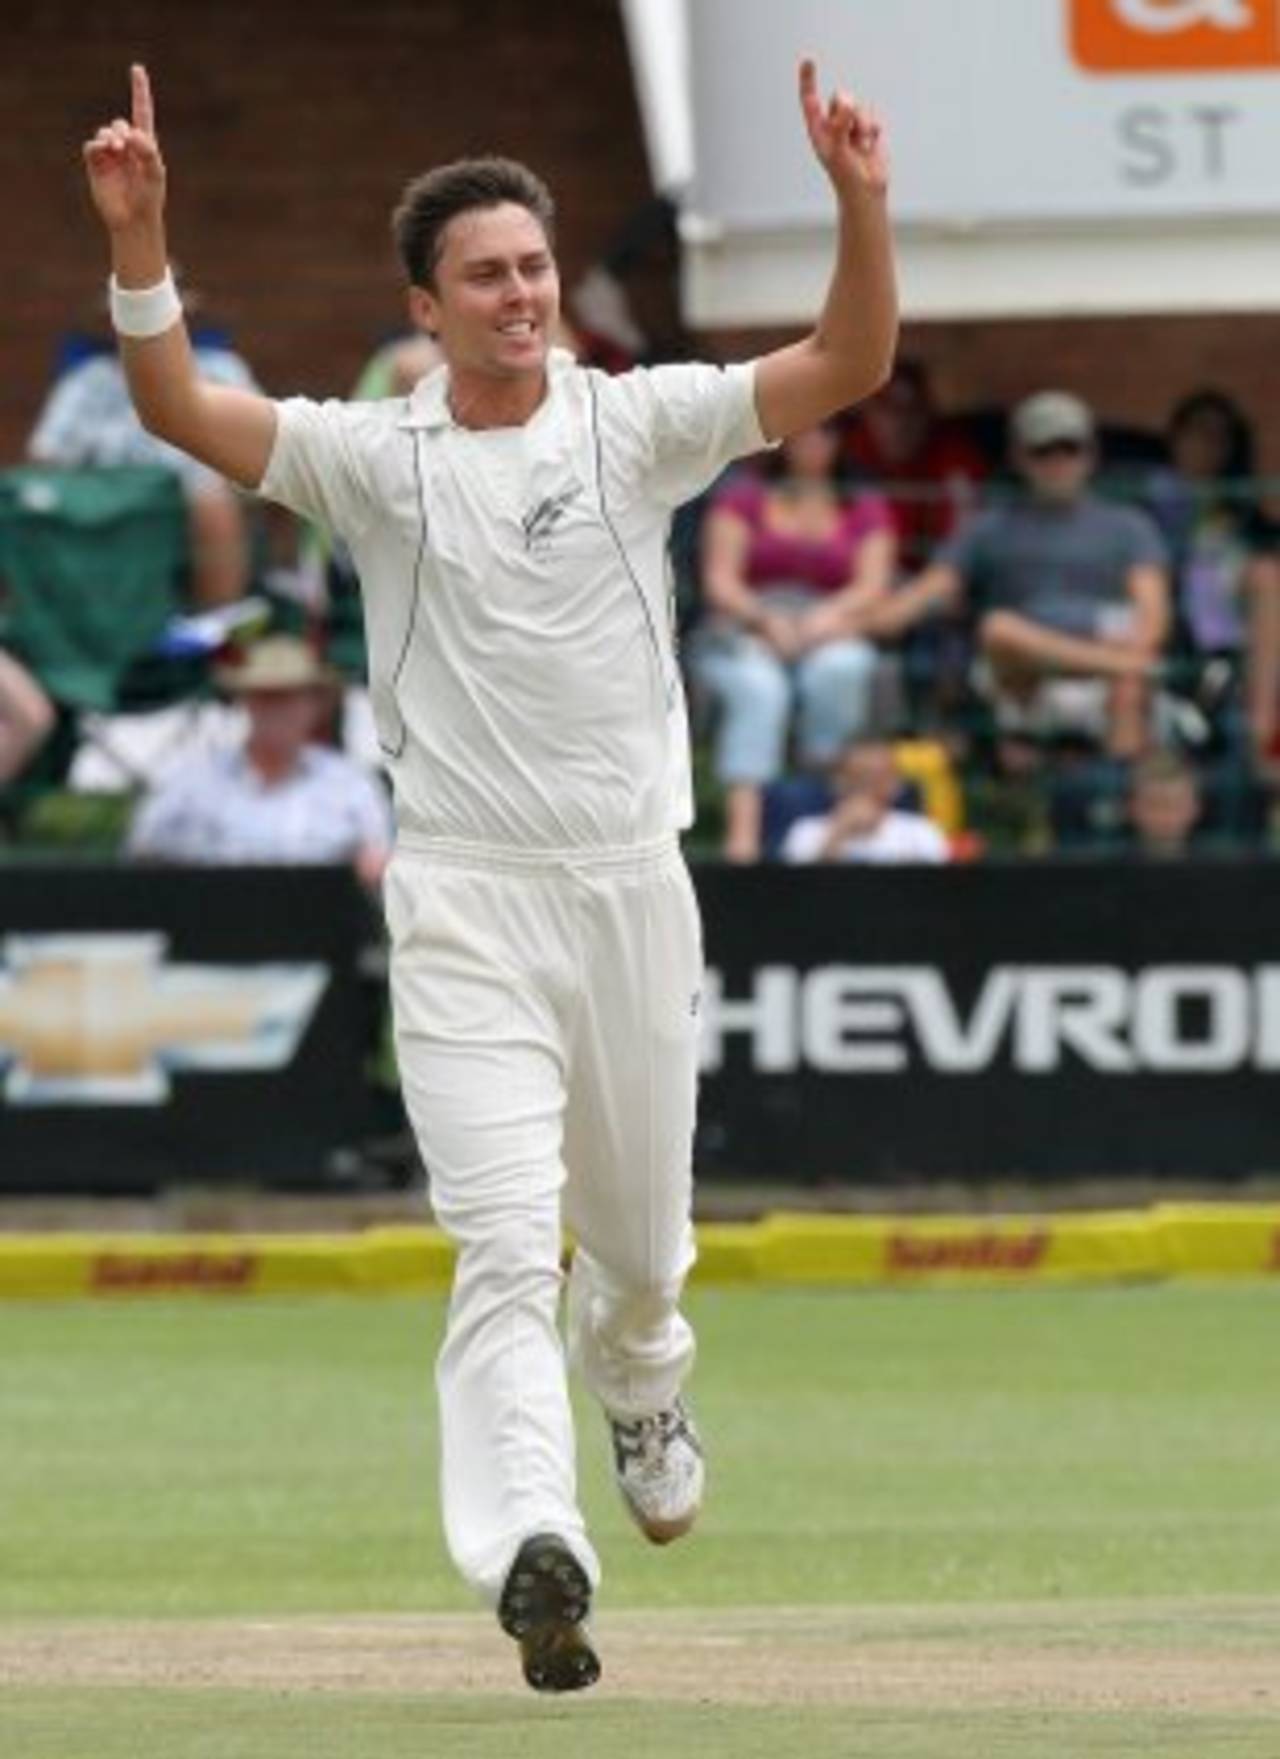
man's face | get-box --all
[837,745,899,812]
[1132,777,1200,853]
[1018,439,1093,505]
[864,374,929,463]
[411,203,560,381]
[244,687,321,756]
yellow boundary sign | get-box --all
[0,1206,1277,1298]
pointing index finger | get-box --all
[131,63,156,139]
[798,56,825,142]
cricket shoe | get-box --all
[497,1532,601,1694]
[609,1397,705,1545]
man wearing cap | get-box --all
[867,389,1170,758]
[127,633,392,881]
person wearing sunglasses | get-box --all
[864,390,1170,761]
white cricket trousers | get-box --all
[384,833,702,1605]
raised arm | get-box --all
[84,65,277,490]
[753,60,899,444]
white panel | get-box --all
[688,0,1280,225]
[681,0,1280,320]
[683,216,1280,325]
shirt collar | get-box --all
[397,348,575,432]
[231,742,318,788]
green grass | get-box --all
[2,1285,1278,1757]
[4,1692,1279,1759]
[1,1286,1278,1617]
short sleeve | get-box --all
[844,492,894,542]
[1117,506,1169,571]
[346,768,394,853]
[257,397,375,539]
[617,360,771,510]
[709,470,765,524]
[909,817,951,864]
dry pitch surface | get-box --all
[3,1599,1278,1713]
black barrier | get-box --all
[692,860,1280,1181]
[0,865,373,1193]
[5,859,1280,1191]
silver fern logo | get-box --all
[521,484,584,554]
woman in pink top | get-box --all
[693,420,896,860]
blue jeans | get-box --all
[691,627,879,785]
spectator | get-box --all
[780,739,951,864]
[127,635,391,884]
[692,422,896,861]
[1145,389,1280,763]
[1126,748,1203,860]
[844,358,987,571]
[28,282,260,608]
[866,391,1170,761]
[0,648,56,786]
[350,332,443,399]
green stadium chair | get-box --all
[0,466,188,715]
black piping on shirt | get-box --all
[586,370,678,711]
[379,428,431,760]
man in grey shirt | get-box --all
[869,391,1169,757]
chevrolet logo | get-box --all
[0,934,328,1106]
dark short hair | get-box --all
[1168,387,1255,480]
[391,157,555,289]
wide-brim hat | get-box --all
[213,635,338,695]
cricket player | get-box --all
[83,58,897,1692]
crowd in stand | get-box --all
[3,287,1279,871]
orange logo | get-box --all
[1070,0,1280,71]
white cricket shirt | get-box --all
[258,350,766,853]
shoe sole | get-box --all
[498,1533,601,1694]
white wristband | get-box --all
[109,269,182,339]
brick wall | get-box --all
[10,5,1280,480]
[4,0,652,458]
[708,308,1280,484]
[910,313,1280,482]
